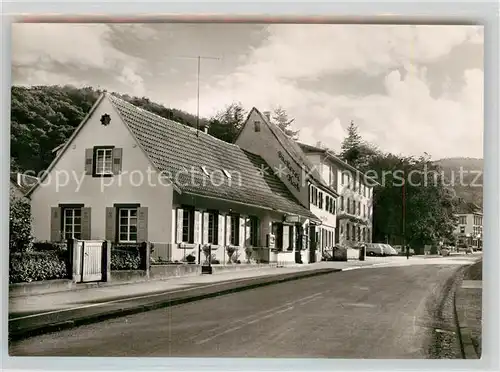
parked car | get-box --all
[380,244,398,256]
[365,243,385,256]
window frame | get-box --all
[117,207,139,243]
[93,146,115,177]
[59,203,84,240]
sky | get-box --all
[11,23,484,160]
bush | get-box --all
[9,189,33,253]
[33,241,68,253]
[9,251,67,283]
[186,254,196,263]
[111,246,141,270]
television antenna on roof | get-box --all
[165,54,222,136]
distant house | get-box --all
[235,109,339,263]
[298,143,380,249]
[10,172,38,199]
[27,93,320,264]
[453,199,483,249]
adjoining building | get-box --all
[235,109,339,263]
[453,199,483,250]
[298,143,380,250]
[27,93,322,265]
[10,172,38,199]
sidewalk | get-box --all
[455,260,482,359]
[10,259,386,316]
[8,258,396,341]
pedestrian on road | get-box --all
[406,245,410,260]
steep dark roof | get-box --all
[245,108,336,195]
[108,94,319,221]
[298,142,381,186]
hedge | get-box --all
[9,251,67,284]
[111,245,141,270]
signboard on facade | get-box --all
[285,215,300,224]
[278,150,301,192]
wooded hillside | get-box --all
[10,85,208,174]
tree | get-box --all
[208,102,247,143]
[271,106,299,140]
[9,189,33,252]
[367,152,458,249]
[10,85,209,174]
[340,120,378,170]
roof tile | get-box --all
[108,94,319,221]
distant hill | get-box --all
[434,157,483,207]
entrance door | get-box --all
[309,225,317,263]
[81,240,104,282]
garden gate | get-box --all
[73,240,105,283]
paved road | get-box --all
[9,262,469,358]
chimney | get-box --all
[200,122,210,134]
[263,111,271,121]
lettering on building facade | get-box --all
[278,150,301,191]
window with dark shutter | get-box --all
[230,214,240,246]
[182,207,195,243]
[63,208,82,240]
[90,146,122,177]
[50,207,62,242]
[207,210,218,245]
[112,148,123,174]
[249,216,259,246]
[272,222,283,251]
[95,148,113,175]
[118,208,138,242]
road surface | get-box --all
[9,263,466,358]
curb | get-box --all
[9,267,341,342]
[453,263,481,359]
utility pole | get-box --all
[403,168,408,259]
[164,54,221,136]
